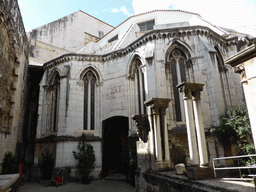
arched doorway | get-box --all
[102,116,129,178]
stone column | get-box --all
[178,82,212,179]
[192,86,209,166]
[144,98,172,170]
[179,84,199,166]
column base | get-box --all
[187,165,214,180]
[153,160,174,171]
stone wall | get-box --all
[0,0,29,163]
[28,10,113,53]
[35,28,248,177]
[29,38,70,64]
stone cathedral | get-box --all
[24,9,256,190]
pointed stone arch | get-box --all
[128,52,147,115]
[127,52,145,79]
[79,65,103,85]
[48,68,61,86]
[165,39,192,62]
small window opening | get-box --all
[138,20,155,31]
[108,35,118,43]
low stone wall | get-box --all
[135,170,255,192]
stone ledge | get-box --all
[35,134,101,143]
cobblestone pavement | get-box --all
[19,180,135,192]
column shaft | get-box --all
[193,99,208,166]
[184,97,199,165]
[154,108,163,162]
[163,110,170,161]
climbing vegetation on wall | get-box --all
[211,109,254,159]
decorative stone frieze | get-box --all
[43,26,252,70]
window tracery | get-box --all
[48,72,60,132]
[84,71,96,130]
[168,49,187,122]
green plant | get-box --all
[73,133,95,183]
[38,151,55,180]
[1,151,18,174]
[211,109,255,164]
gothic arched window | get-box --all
[215,47,231,108]
[84,71,96,130]
[50,73,60,132]
[169,49,186,122]
[135,59,147,114]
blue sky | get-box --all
[18,0,135,29]
[18,0,256,36]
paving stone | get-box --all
[19,180,135,192]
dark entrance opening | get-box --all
[102,116,129,178]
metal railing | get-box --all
[213,154,256,180]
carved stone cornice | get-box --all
[225,43,256,67]
[43,54,104,70]
[43,26,253,70]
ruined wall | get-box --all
[0,0,29,163]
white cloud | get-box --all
[111,6,132,16]
[120,6,132,16]
[132,0,256,36]
[111,8,119,13]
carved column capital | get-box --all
[177,82,204,100]
[151,106,159,115]
[132,114,150,142]
[144,98,171,111]
[192,89,201,100]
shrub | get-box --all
[38,151,55,180]
[73,133,95,183]
[1,151,18,174]
[211,109,254,164]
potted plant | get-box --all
[38,151,55,181]
[73,133,95,184]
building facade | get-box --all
[226,43,256,150]
[31,10,255,184]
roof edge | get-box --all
[97,9,201,42]
[225,43,256,66]
[78,10,114,28]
